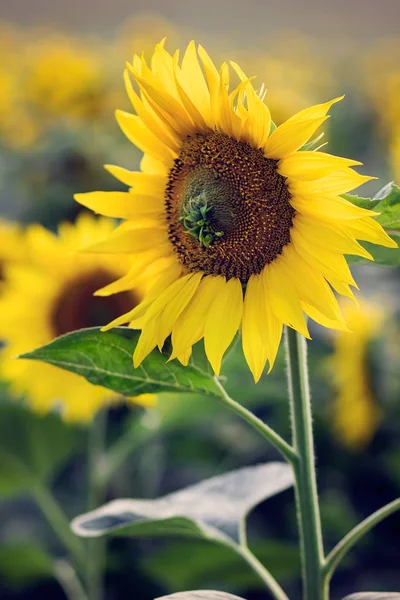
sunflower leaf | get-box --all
[343,183,400,266]
[155,593,246,600]
[71,462,294,545]
[341,594,400,600]
[19,327,219,398]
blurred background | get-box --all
[1,1,400,599]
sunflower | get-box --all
[0,214,154,421]
[0,219,25,288]
[75,41,397,382]
[328,298,384,450]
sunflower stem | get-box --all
[213,376,297,465]
[284,327,325,600]
[86,409,108,600]
[322,498,400,596]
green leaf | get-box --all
[373,183,400,230]
[342,595,400,600]
[142,539,300,591]
[155,593,246,600]
[20,327,219,398]
[0,543,53,587]
[343,183,400,267]
[72,462,294,545]
[0,402,79,498]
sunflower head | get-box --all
[0,214,155,421]
[75,41,397,382]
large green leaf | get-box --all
[142,539,300,590]
[72,462,294,545]
[155,593,246,600]
[20,327,218,398]
[0,402,79,498]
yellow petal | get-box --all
[279,244,344,321]
[74,191,163,219]
[290,194,377,221]
[123,68,181,152]
[264,96,344,159]
[264,117,328,159]
[83,226,168,254]
[264,257,310,338]
[278,151,362,181]
[104,165,166,192]
[291,226,357,287]
[301,302,350,332]
[198,44,220,122]
[154,272,203,349]
[295,214,373,260]
[204,277,243,375]
[344,217,398,249]
[170,275,217,359]
[289,169,375,196]
[115,110,175,166]
[140,153,167,175]
[242,274,269,382]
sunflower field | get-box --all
[1,6,400,600]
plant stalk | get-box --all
[285,327,324,600]
[213,376,297,465]
[86,409,108,600]
[33,483,86,575]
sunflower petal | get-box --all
[204,277,243,375]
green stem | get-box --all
[99,413,157,487]
[86,409,108,600]
[213,376,297,465]
[285,327,324,600]
[322,498,400,594]
[33,484,86,574]
[232,543,289,600]
[54,559,90,600]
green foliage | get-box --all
[143,539,300,591]
[342,595,400,600]
[155,592,247,600]
[20,327,219,398]
[0,402,79,498]
[0,544,53,587]
[344,182,400,266]
[71,463,294,545]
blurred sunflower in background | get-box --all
[75,41,396,381]
[0,220,25,287]
[328,298,386,450]
[0,213,154,421]
[363,38,400,181]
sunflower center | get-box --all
[165,132,295,283]
[51,268,138,337]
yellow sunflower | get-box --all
[0,220,25,288]
[75,41,397,382]
[0,214,154,421]
[328,298,384,450]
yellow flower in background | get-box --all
[328,299,385,450]
[25,34,107,123]
[0,220,25,287]
[75,41,396,382]
[362,38,400,180]
[0,214,154,422]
